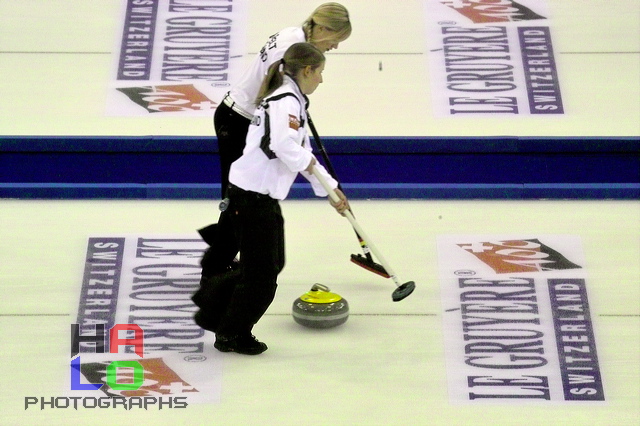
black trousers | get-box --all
[193,185,285,337]
[197,210,239,278]
[199,100,253,279]
[213,101,251,194]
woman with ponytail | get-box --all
[193,43,349,355]
[215,3,352,192]
[197,3,351,294]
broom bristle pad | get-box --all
[350,255,391,278]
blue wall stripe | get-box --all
[1,183,637,200]
[1,136,637,200]
[1,136,638,153]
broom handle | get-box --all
[311,166,400,285]
[306,113,375,257]
[306,114,341,187]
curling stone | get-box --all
[292,284,349,329]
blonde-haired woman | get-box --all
[194,43,349,355]
[199,3,352,280]
[216,2,351,192]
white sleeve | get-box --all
[268,97,315,173]
[300,162,339,197]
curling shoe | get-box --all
[214,334,268,355]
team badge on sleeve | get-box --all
[288,114,300,130]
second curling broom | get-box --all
[306,113,390,278]
[311,166,416,302]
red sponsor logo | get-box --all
[117,84,217,113]
[440,0,546,23]
[81,357,199,398]
[458,239,581,273]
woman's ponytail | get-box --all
[255,43,325,105]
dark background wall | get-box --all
[1,136,638,199]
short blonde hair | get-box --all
[303,3,352,44]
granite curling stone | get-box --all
[292,284,349,328]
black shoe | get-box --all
[194,311,218,333]
[214,334,268,355]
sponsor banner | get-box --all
[424,0,564,115]
[68,236,222,404]
[107,0,247,116]
[437,235,604,403]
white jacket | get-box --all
[229,76,338,200]
[228,27,305,116]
